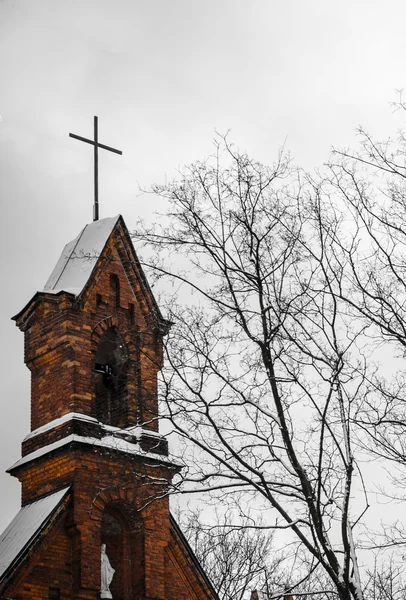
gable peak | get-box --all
[43,215,122,296]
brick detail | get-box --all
[15,229,163,437]
[4,218,217,600]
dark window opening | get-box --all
[94,328,128,427]
[110,274,120,309]
[128,303,134,326]
[49,587,61,600]
[96,293,103,307]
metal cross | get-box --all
[69,116,123,221]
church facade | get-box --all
[0,216,218,600]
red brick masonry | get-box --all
[0,217,218,600]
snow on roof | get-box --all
[43,215,120,295]
[0,487,70,580]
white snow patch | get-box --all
[0,487,69,578]
[23,413,161,444]
[124,425,162,438]
[43,216,120,295]
[23,412,99,441]
[9,434,181,471]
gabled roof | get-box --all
[0,487,70,586]
[43,215,120,295]
[170,514,220,600]
[13,215,170,333]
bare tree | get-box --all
[178,509,284,600]
[324,121,406,473]
[364,557,406,600]
[180,509,354,600]
[136,137,371,600]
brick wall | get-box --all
[3,219,218,600]
[15,226,164,454]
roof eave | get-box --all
[11,291,76,327]
[169,514,220,600]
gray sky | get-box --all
[1,0,406,532]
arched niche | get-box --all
[101,503,144,600]
[94,327,128,427]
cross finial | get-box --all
[69,116,123,221]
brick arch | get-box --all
[91,316,137,356]
[89,485,143,526]
[91,316,119,349]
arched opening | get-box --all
[101,507,127,600]
[101,503,144,600]
[94,327,128,427]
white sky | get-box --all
[1,0,406,534]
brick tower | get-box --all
[0,216,218,600]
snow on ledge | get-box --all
[124,425,163,438]
[9,434,181,472]
[23,412,99,441]
[24,413,163,443]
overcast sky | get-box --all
[1,0,406,531]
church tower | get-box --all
[0,216,218,600]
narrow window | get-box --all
[96,293,103,307]
[94,328,128,427]
[128,303,134,326]
[110,275,120,309]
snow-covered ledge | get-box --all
[24,412,163,442]
[23,412,100,442]
[9,433,182,472]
